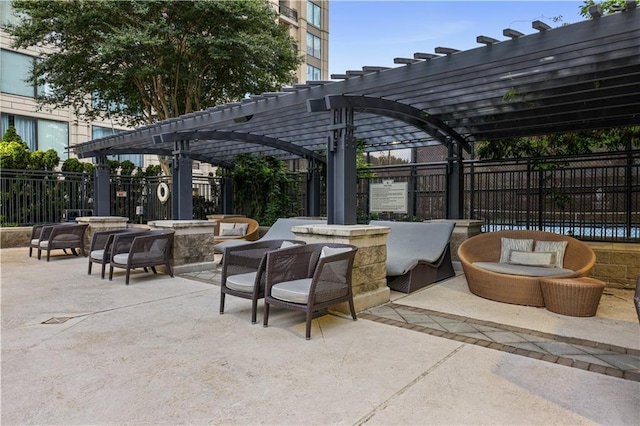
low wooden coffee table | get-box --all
[540,277,606,317]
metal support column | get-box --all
[171,140,193,220]
[327,107,357,225]
[410,148,418,220]
[446,139,464,219]
[306,158,321,217]
[94,155,111,216]
[221,168,234,214]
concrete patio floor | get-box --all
[1,247,639,425]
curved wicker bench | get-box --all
[213,217,260,245]
[458,230,596,307]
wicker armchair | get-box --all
[88,228,149,278]
[220,239,303,324]
[263,243,358,340]
[36,223,89,261]
[108,230,175,285]
[458,230,596,306]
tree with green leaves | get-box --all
[475,128,640,161]
[30,149,61,171]
[8,0,301,128]
[61,158,95,174]
[0,126,31,170]
[1,126,61,170]
[225,153,291,226]
[580,0,627,17]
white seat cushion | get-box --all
[112,253,129,264]
[30,239,39,245]
[225,272,258,293]
[39,241,49,248]
[90,249,105,260]
[271,278,313,304]
[473,262,574,277]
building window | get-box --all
[92,126,142,167]
[306,32,321,59]
[306,65,321,82]
[0,49,36,97]
[1,113,68,160]
[307,1,321,28]
[0,1,21,28]
[38,119,68,159]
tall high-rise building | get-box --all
[272,0,330,83]
[0,0,329,172]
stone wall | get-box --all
[148,220,217,269]
[0,227,31,249]
[292,224,391,312]
[588,242,640,290]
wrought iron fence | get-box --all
[0,169,93,226]
[467,151,640,241]
[2,150,638,242]
[355,151,638,241]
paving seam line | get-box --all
[352,345,465,426]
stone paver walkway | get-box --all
[182,268,640,382]
[363,303,640,382]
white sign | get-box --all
[370,180,408,213]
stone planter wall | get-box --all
[292,224,391,313]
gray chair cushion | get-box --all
[90,249,105,260]
[226,272,258,293]
[213,239,253,253]
[112,254,129,264]
[473,262,574,277]
[271,278,313,304]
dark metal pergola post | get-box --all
[306,158,321,217]
[94,155,111,216]
[327,107,357,225]
[221,168,234,214]
[171,140,193,220]
[446,139,464,219]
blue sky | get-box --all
[328,1,585,76]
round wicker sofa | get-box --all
[458,230,596,307]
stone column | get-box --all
[76,216,129,249]
[291,224,391,313]
[430,219,484,264]
[148,220,217,271]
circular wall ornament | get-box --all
[157,182,170,203]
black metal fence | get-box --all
[2,150,638,242]
[468,151,640,241]
[0,169,93,226]
[356,151,639,241]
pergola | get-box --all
[74,5,640,224]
